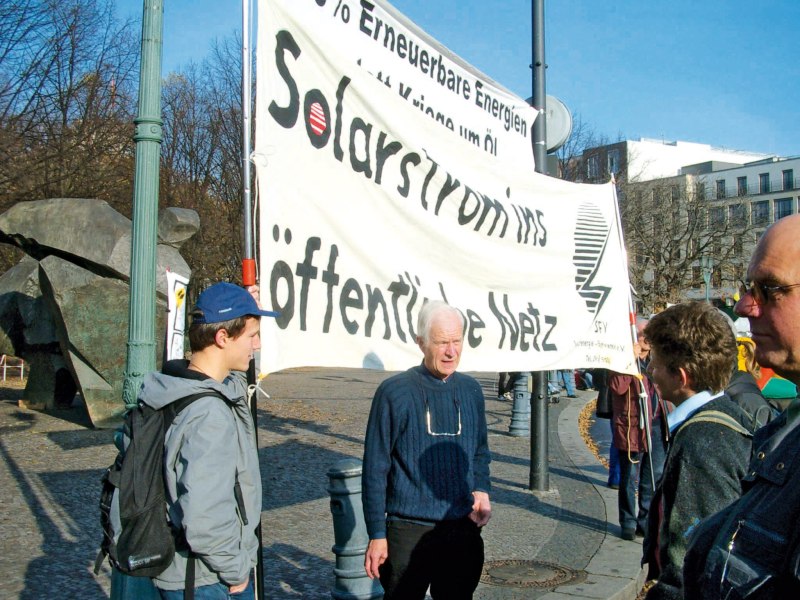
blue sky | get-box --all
[118,0,799,157]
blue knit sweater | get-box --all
[361,364,492,539]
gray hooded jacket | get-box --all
[143,360,262,591]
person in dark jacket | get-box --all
[683,213,800,598]
[609,318,669,541]
[362,301,491,599]
[641,302,754,600]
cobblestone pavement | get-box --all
[0,370,641,599]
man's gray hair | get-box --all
[416,300,463,343]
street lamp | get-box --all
[700,256,714,303]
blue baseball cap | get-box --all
[193,282,279,324]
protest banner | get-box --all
[254,0,636,375]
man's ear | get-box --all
[416,336,424,352]
[214,328,229,348]
[677,367,692,390]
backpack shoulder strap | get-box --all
[163,389,232,423]
[677,409,753,438]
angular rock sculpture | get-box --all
[0,199,198,428]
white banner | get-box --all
[255,0,637,375]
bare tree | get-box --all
[159,35,246,285]
[619,176,753,313]
[553,112,612,182]
[0,0,139,271]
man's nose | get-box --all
[734,294,760,318]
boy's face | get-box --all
[647,347,687,404]
[226,317,262,372]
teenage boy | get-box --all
[143,282,276,599]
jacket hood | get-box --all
[138,359,242,410]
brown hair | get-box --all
[187,310,249,352]
[644,301,737,393]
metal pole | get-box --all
[241,3,264,600]
[242,0,256,287]
[532,0,547,173]
[122,0,164,410]
[529,0,550,492]
[113,0,164,597]
[529,372,549,491]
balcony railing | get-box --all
[705,178,799,200]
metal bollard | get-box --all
[508,372,531,436]
[328,458,384,600]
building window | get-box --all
[783,169,794,191]
[759,172,770,193]
[692,266,701,289]
[716,179,726,199]
[728,203,747,227]
[712,268,722,288]
[607,149,620,175]
[671,185,681,201]
[737,176,748,196]
[732,235,743,257]
[587,155,600,179]
[774,197,794,220]
[696,183,706,201]
[708,206,726,229]
[751,200,769,225]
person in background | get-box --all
[555,369,577,398]
[609,318,668,541]
[726,335,776,429]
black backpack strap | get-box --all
[162,389,232,597]
[185,553,195,600]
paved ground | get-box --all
[0,369,646,599]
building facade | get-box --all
[576,138,797,312]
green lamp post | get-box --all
[112,0,164,598]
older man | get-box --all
[362,300,491,599]
[684,213,800,598]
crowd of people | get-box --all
[593,213,800,599]
[115,213,800,600]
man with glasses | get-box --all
[684,213,800,598]
[362,300,491,599]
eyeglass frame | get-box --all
[739,279,800,306]
[425,398,462,437]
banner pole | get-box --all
[611,181,656,490]
[242,2,264,599]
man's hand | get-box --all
[469,491,492,527]
[229,580,248,594]
[364,538,388,579]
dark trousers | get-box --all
[380,518,484,600]
[618,420,667,532]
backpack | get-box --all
[94,390,229,579]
